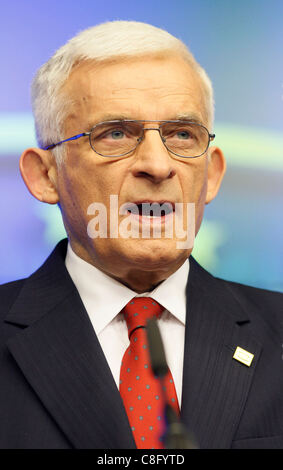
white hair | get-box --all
[31,20,214,164]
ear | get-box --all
[19,148,59,204]
[205,146,226,204]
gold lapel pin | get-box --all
[233,346,254,367]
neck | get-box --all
[68,239,187,293]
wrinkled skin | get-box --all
[20,55,226,292]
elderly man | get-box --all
[0,21,282,450]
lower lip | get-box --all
[127,211,174,225]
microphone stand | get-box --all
[146,318,198,449]
[161,388,198,449]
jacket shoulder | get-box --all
[0,279,26,319]
[191,256,282,332]
[216,276,283,332]
[191,256,283,311]
[219,277,282,308]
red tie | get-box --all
[119,297,180,449]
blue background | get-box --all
[0,0,282,291]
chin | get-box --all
[120,238,188,269]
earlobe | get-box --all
[205,146,226,204]
[19,148,59,204]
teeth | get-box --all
[140,202,173,216]
[124,201,174,217]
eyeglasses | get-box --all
[42,120,215,159]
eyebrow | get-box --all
[87,112,204,128]
[173,112,203,124]
[87,114,130,127]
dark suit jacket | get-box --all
[0,238,283,449]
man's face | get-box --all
[54,55,222,287]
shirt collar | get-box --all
[65,243,189,334]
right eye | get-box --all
[95,128,126,140]
[92,122,142,143]
[107,129,125,140]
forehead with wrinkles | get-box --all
[61,55,208,133]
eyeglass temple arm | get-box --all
[42,132,90,150]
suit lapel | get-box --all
[5,239,262,449]
[5,240,136,449]
[181,258,262,448]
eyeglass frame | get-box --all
[41,119,216,159]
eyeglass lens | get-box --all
[90,121,209,158]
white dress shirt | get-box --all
[65,243,189,408]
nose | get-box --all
[130,128,176,183]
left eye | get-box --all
[176,131,191,139]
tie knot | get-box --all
[122,297,164,339]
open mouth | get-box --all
[124,200,175,222]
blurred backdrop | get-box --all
[0,0,282,291]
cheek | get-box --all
[57,158,126,230]
[181,163,208,234]
[198,177,208,203]
[69,150,126,197]
[182,161,208,202]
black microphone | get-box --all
[146,317,198,449]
